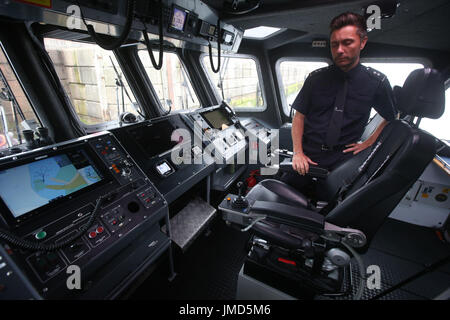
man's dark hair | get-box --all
[330,12,367,39]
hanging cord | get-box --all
[108,56,145,118]
[141,0,164,70]
[369,254,450,300]
[341,241,365,300]
[208,19,221,73]
[0,196,105,252]
[76,0,136,51]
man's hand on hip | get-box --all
[292,152,318,175]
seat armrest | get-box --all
[273,160,329,178]
[250,200,325,231]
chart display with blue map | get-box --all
[0,151,102,218]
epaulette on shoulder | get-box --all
[309,65,330,78]
[363,66,387,82]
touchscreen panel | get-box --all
[202,108,232,130]
[0,150,103,218]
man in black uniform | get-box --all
[285,12,396,192]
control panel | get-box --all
[0,132,169,299]
[185,104,247,164]
[110,114,215,204]
[240,118,273,148]
[0,0,243,53]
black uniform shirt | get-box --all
[291,63,396,147]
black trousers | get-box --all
[280,146,354,197]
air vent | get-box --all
[312,40,327,48]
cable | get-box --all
[0,196,105,252]
[341,241,365,300]
[76,0,136,51]
[208,19,221,73]
[141,0,164,70]
[241,216,266,232]
[223,0,261,15]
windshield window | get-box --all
[277,60,329,115]
[44,38,141,126]
[137,50,200,112]
[202,55,264,110]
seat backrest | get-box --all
[323,68,445,243]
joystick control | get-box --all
[232,181,248,209]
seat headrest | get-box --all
[397,68,445,119]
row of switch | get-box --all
[137,188,158,209]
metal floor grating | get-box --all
[128,218,449,300]
[333,218,450,300]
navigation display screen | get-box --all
[129,120,184,159]
[171,7,187,31]
[0,150,103,219]
[202,108,233,130]
[155,160,174,177]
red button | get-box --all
[88,231,97,239]
[96,227,104,234]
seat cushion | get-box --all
[246,179,310,208]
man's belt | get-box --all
[304,140,347,152]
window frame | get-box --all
[360,57,432,68]
[0,41,42,146]
[136,47,202,114]
[200,52,267,112]
[275,57,332,117]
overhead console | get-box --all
[0,0,243,53]
[110,114,215,204]
[182,103,248,191]
[0,132,170,299]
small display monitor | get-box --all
[155,160,174,177]
[170,6,187,31]
[208,25,216,36]
[0,150,103,219]
[224,33,232,43]
[202,108,233,130]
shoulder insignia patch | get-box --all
[364,66,386,82]
[309,65,330,77]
